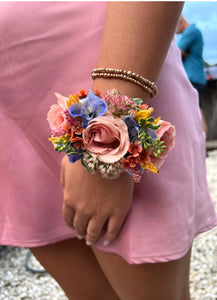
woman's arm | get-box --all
[94,2,184,99]
[62,2,184,246]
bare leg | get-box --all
[30,238,120,300]
[92,246,192,300]
[200,108,207,135]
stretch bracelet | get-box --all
[91,68,158,97]
[47,88,175,183]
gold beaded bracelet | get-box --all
[91,68,158,97]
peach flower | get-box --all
[151,120,176,169]
[83,114,129,163]
[47,93,68,130]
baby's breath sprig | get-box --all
[98,162,122,179]
[82,153,99,173]
[102,90,137,117]
[82,154,122,179]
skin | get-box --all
[32,2,193,300]
[62,2,184,246]
[176,15,190,58]
[61,155,134,246]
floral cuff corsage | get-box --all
[47,89,175,183]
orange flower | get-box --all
[127,155,139,168]
[120,158,131,171]
[92,89,102,97]
[139,150,151,164]
[76,89,88,98]
[72,121,83,135]
[128,141,143,157]
[138,104,148,110]
[62,123,71,132]
[70,137,86,150]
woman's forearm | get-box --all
[93,2,184,100]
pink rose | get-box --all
[83,114,129,163]
[47,93,68,130]
[151,120,176,169]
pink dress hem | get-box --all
[1,220,216,264]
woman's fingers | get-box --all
[102,213,126,246]
[73,212,90,238]
[62,202,75,228]
[61,159,134,246]
[86,216,108,245]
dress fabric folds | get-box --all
[0,2,216,264]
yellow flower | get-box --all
[48,137,58,142]
[153,117,161,124]
[135,107,153,122]
[67,94,80,108]
[141,162,159,173]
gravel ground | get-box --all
[0,150,217,300]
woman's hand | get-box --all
[61,155,134,246]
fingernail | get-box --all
[76,234,83,240]
[103,240,110,246]
[86,240,92,246]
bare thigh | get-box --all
[30,238,120,300]
[92,246,192,300]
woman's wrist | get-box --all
[92,78,151,104]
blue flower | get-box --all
[69,89,107,128]
[68,154,82,163]
[147,128,157,142]
[123,115,139,142]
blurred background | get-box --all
[176,1,217,143]
[176,1,217,78]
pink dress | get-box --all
[0,2,216,264]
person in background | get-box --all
[176,15,208,135]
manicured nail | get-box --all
[103,240,110,246]
[86,240,92,246]
[77,234,83,240]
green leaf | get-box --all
[146,117,155,123]
[81,157,90,172]
[67,151,83,155]
[139,119,147,127]
[131,98,143,106]
[146,123,161,130]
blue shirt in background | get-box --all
[178,24,206,85]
